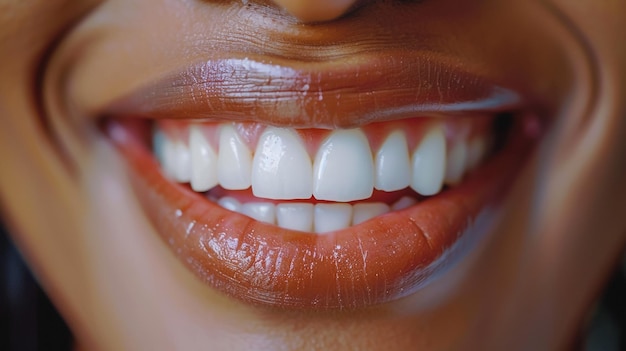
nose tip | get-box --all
[270,0,360,23]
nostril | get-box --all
[269,0,361,23]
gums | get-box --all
[107,112,540,309]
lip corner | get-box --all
[108,112,538,310]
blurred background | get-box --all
[1,225,72,350]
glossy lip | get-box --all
[103,53,524,129]
[109,116,536,309]
[103,56,539,309]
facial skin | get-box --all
[1,0,625,350]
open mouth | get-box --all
[153,116,496,232]
[105,56,543,309]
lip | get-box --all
[109,114,537,309]
[103,55,541,309]
[103,53,524,128]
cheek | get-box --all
[67,138,249,349]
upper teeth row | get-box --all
[154,123,488,203]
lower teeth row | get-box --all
[215,196,417,233]
[154,121,492,232]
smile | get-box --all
[106,56,543,309]
[154,116,493,232]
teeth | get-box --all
[217,125,253,190]
[157,131,190,181]
[217,196,242,212]
[466,137,486,171]
[173,141,192,183]
[157,118,494,232]
[313,129,374,202]
[241,202,276,224]
[391,196,417,211]
[217,198,400,233]
[314,203,353,233]
[374,131,411,192]
[410,126,447,196]
[153,129,167,167]
[189,126,219,192]
[276,203,314,232]
[160,135,177,178]
[251,127,313,200]
[444,139,468,185]
[352,203,390,225]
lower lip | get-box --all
[108,115,538,309]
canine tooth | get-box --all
[411,126,446,196]
[173,141,191,183]
[313,129,374,202]
[444,140,468,185]
[218,196,242,212]
[241,202,276,224]
[251,127,313,200]
[466,137,486,171]
[276,203,314,231]
[314,203,353,233]
[391,196,417,211]
[217,125,252,190]
[352,203,390,225]
[375,131,411,192]
[189,126,218,192]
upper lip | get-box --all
[103,48,540,310]
[114,116,536,309]
[104,51,522,128]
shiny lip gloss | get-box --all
[103,55,542,309]
[102,53,524,128]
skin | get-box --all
[0,0,625,350]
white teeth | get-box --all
[251,127,313,200]
[158,119,493,232]
[153,129,166,167]
[217,198,399,233]
[189,126,218,192]
[160,135,177,178]
[314,203,353,233]
[276,203,314,232]
[391,196,417,211]
[466,137,486,171]
[444,140,468,185]
[411,126,447,196]
[173,141,192,183]
[217,125,253,190]
[313,129,374,202]
[241,202,276,224]
[157,131,186,181]
[217,196,241,212]
[375,131,411,192]
[352,203,390,225]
